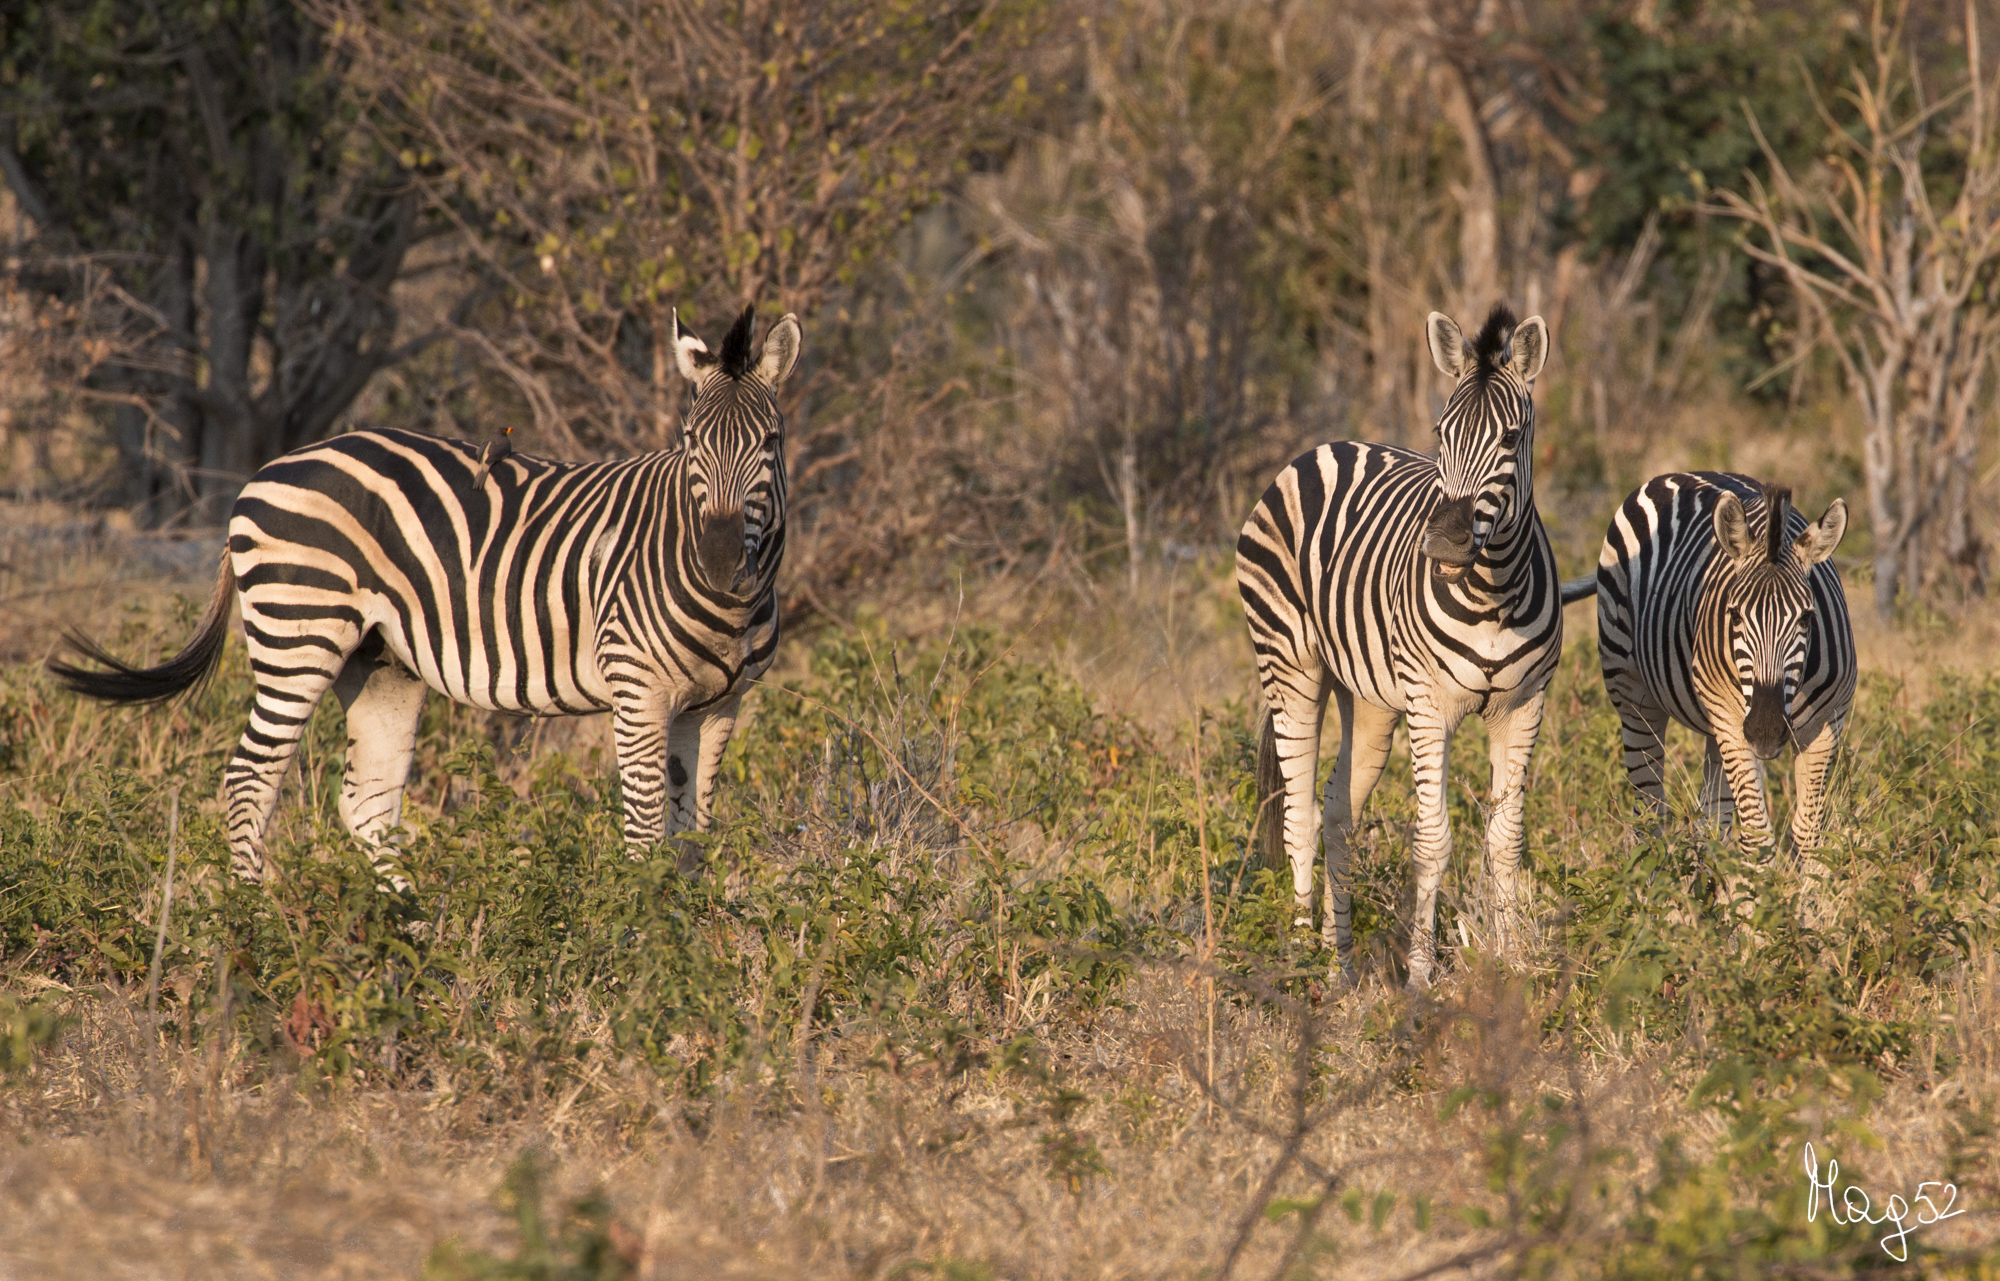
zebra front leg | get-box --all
[1788,715,1842,858]
[663,696,741,873]
[1789,715,1844,923]
[1482,690,1547,966]
[664,695,741,834]
[331,640,429,890]
[1707,728,1773,918]
[689,695,741,831]
[1699,736,1736,835]
[1709,731,1773,856]
[611,691,674,854]
[1403,710,1456,992]
[1322,688,1397,985]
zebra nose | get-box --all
[1421,496,1478,565]
[1743,683,1790,760]
[697,508,747,590]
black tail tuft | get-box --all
[48,548,234,705]
[1255,709,1287,873]
[1559,574,1599,606]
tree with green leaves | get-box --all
[1,0,443,524]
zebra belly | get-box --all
[232,447,612,718]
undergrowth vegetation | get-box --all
[3,596,1999,1276]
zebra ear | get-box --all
[1795,498,1848,567]
[1426,312,1467,379]
[757,313,803,388]
[672,309,716,382]
[1713,492,1758,565]
[1509,315,1549,382]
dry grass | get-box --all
[7,499,2000,1280]
[7,955,2000,1280]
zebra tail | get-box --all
[1255,708,1287,873]
[48,547,235,705]
[1559,575,1599,607]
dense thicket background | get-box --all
[7,4,2000,1278]
[6,0,1999,616]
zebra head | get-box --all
[1709,484,1848,760]
[1418,305,1549,579]
[672,305,803,595]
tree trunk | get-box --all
[1861,355,1903,618]
[1435,57,1499,317]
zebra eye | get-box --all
[1499,428,1521,450]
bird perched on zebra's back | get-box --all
[1237,304,1588,991]
[50,305,802,886]
[1585,472,1854,867]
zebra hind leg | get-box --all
[1321,688,1397,988]
[1610,694,1672,834]
[331,636,429,891]
[1263,690,1328,944]
[223,636,355,883]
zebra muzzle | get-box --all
[697,509,748,592]
[1420,496,1479,574]
[1743,683,1792,760]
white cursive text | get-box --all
[1803,1142,1966,1261]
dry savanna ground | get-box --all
[3,504,2000,1280]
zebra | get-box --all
[50,305,802,884]
[1237,304,1580,991]
[1589,472,1853,860]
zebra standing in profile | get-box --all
[1591,472,1853,858]
[1237,305,1583,990]
[51,305,801,883]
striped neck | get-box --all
[1450,454,1539,597]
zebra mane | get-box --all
[1761,484,1793,564]
[1470,305,1518,379]
[718,305,758,379]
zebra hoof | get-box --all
[1287,919,1321,957]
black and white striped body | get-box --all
[1595,472,1853,857]
[1237,306,1565,990]
[54,307,802,883]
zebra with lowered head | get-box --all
[51,305,801,884]
[1589,472,1854,859]
[1237,305,1577,991]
